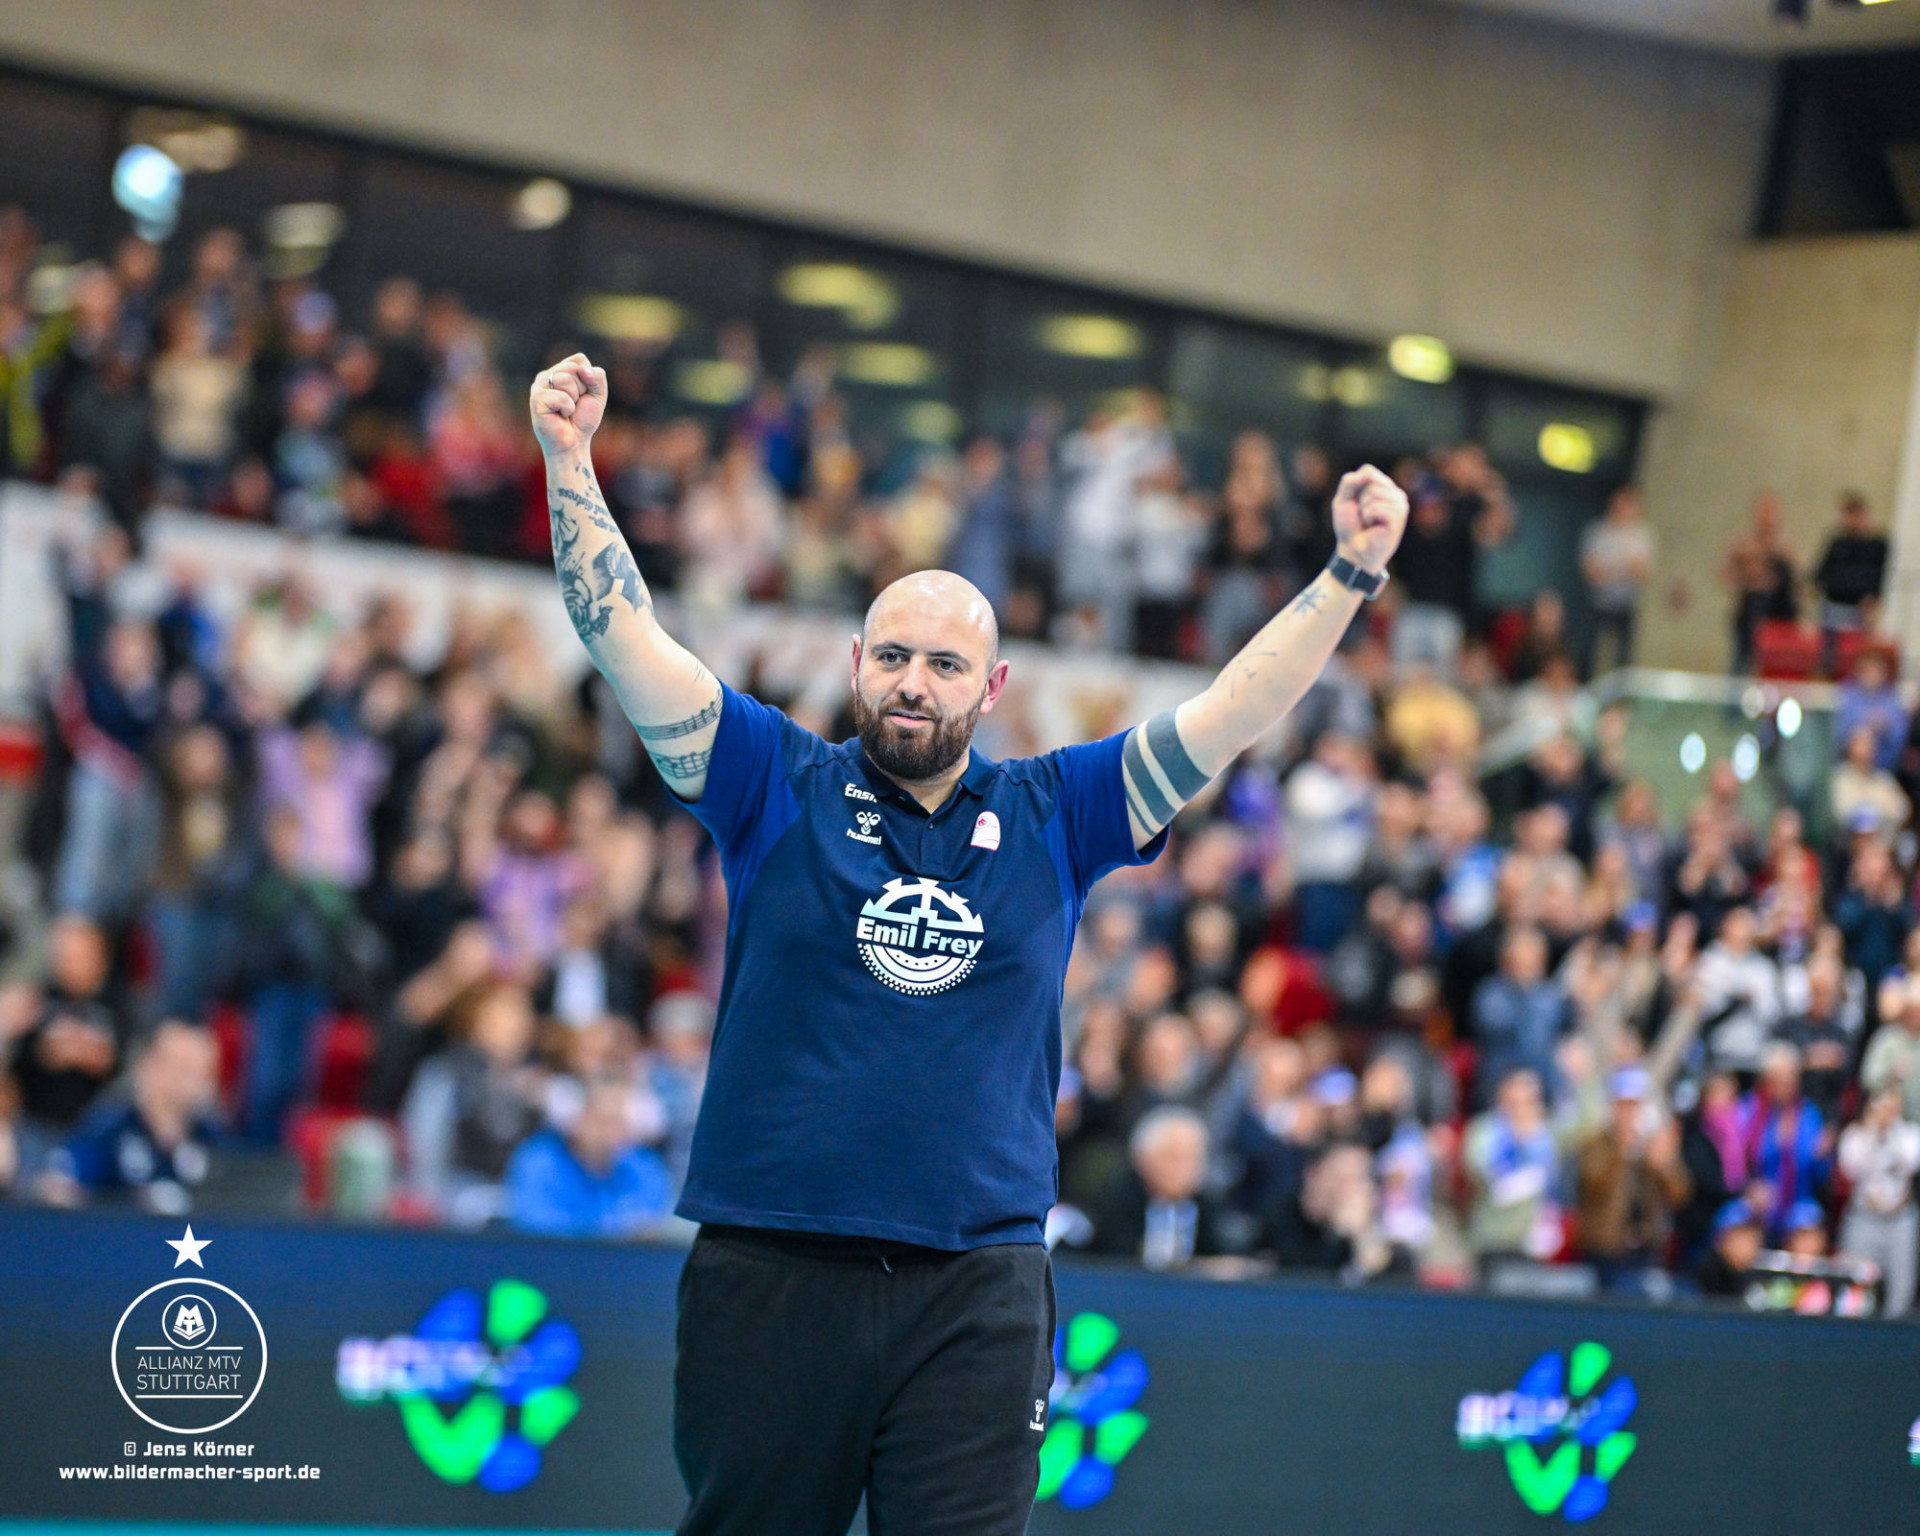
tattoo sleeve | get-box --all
[548,464,651,649]
[1121,708,1215,838]
[636,694,722,741]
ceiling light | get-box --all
[900,400,962,443]
[673,358,752,405]
[510,178,572,231]
[112,144,183,241]
[1387,334,1454,384]
[1538,422,1597,474]
[575,293,683,344]
[777,263,898,329]
[840,342,936,387]
[1330,366,1382,408]
[1036,314,1142,360]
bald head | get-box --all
[852,570,1008,786]
[862,571,999,666]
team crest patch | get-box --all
[855,877,985,994]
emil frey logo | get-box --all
[336,1279,580,1493]
[855,876,985,995]
[1036,1312,1149,1511]
[111,1228,268,1435]
[1457,1341,1638,1523]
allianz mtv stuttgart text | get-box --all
[79,1225,321,1487]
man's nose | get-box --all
[898,658,935,700]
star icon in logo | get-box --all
[166,1224,211,1268]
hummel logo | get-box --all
[1029,1398,1047,1432]
[848,809,883,845]
[844,783,877,802]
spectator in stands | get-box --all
[1268,1140,1407,1281]
[1200,431,1291,663]
[1833,840,1910,997]
[1743,1042,1829,1243]
[1812,490,1889,661]
[1721,492,1799,674]
[4,916,130,1146]
[505,1075,673,1239]
[233,805,359,1145]
[1692,907,1782,1076]
[55,610,164,922]
[1831,728,1910,838]
[1834,649,1905,773]
[645,991,711,1188]
[146,724,249,1021]
[1058,391,1172,652]
[1091,1105,1232,1269]
[402,983,547,1228]
[1283,733,1375,952]
[1131,456,1207,661]
[1837,1086,1920,1316]
[1359,1053,1435,1257]
[1696,1198,1764,1299]
[1773,952,1854,1124]
[944,434,1017,615]
[149,306,243,508]
[1863,974,1920,1126]
[37,1020,219,1214]
[1574,1066,1690,1292]
[1463,1067,1562,1265]
[1470,928,1569,1106]
[1578,485,1654,676]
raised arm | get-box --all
[531,355,722,800]
[1120,465,1409,848]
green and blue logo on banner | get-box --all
[336,1278,580,1492]
[1457,1341,1638,1522]
[1037,1312,1149,1510]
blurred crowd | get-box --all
[2,203,1917,1316]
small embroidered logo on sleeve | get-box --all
[971,811,1001,851]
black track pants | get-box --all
[673,1224,1056,1536]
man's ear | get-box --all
[979,658,1011,715]
[849,635,863,693]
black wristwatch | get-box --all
[1327,553,1389,601]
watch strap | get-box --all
[1327,553,1389,600]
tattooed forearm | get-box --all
[1287,582,1325,614]
[636,690,720,740]
[553,483,620,534]
[550,492,650,648]
[650,746,713,780]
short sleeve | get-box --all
[676,683,801,864]
[1046,731,1169,900]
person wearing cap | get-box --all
[1696,1198,1765,1298]
[1573,1065,1690,1292]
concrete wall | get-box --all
[1636,235,1920,672]
[0,0,1769,398]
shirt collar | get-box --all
[844,740,996,810]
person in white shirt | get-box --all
[1838,1087,1920,1316]
[1692,906,1783,1075]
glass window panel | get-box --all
[161,124,346,290]
[973,278,1166,441]
[1481,381,1636,486]
[1166,320,1327,488]
[1326,347,1471,466]
[345,155,561,373]
[0,73,113,253]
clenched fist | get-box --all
[529,353,608,459]
[1331,464,1410,576]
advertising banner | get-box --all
[1,1209,1915,1536]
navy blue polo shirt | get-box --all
[676,684,1166,1250]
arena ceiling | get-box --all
[1429,0,1920,55]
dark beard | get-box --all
[853,686,983,783]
